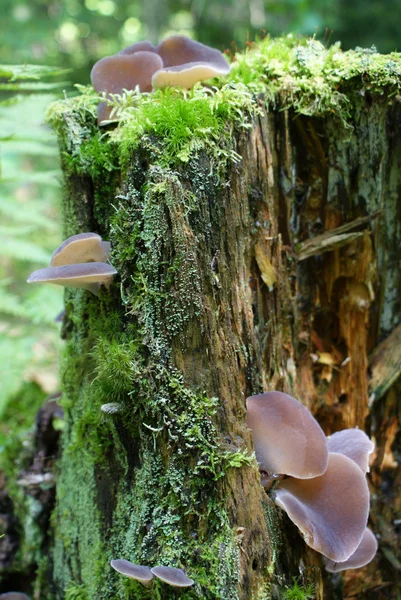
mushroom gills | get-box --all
[27,263,117,295]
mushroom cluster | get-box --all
[111,559,194,588]
[246,391,377,571]
[27,232,117,296]
[91,34,231,123]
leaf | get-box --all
[0,81,69,92]
[0,64,70,81]
[0,196,58,230]
[255,242,277,290]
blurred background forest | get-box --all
[0,0,401,529]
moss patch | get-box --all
[47,35,401,154]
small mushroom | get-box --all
[152,35,230,89]
[27,262,117,296]
[110,559,153,587]
[91,51,164,123]
[151,566,194,588]
[327,428,374,473]
[246,391,328,479]
[54,309,66,323]
[50,233,111,267]
[324,527,378,572]
[0,594,30,600]
[274,452,370,562]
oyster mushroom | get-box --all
[50,232,111,267]
[0,594,30,600]
[27,262,117,296]
[246,391,328,480]
[110,559,153,587]
[324,527,378,572]
[151,566,194,587]
[274,452,370,562]
[152,35,231,89]
[327,428,374,473]
[91,51,163,123]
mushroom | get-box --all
[0,594,30,600]
[27,262,117,296]
[90,51,164,123]
[151,566,194,588]
[274,452,370,562]
[246,391,328,480]
[152,35,231,89]
[50,232,111,267]
[101,403,121,414]
[324,527,378,572]
[110,559,153,587]
[327,428,374,473]
[90,35,230,123]
[118,41,157,55]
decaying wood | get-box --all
[369,322,401,402]
[10,89,397,599]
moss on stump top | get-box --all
[47,35,401,171]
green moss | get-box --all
[47,36,401,162]
[283,577,316,600]
[65,583,89,600]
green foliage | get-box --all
[65,583,89,600]
[283,578,316,600]
[0,66,64,415]
[0,63,64,598]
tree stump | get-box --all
[42,38,401,599]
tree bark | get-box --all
[37,68,401,600]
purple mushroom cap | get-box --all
[151,566,194,587]
[27,262,117,295]
[91,51,163,122]
[327,428,374,473]
[51,232,111,267]
[110,559,153,585]
[324,527,378,572]
[246,391,328,479]
[274,452,370,562]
